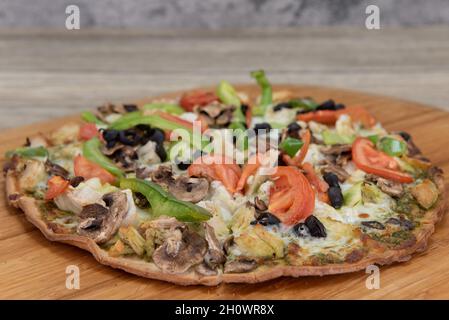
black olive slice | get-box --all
[305,216,327,238]
[328,186,343,209]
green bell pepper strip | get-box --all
[143,103,184,115]
[81,111,105,125]
[120,178,212,222]
[367,134,379,144]
[108,111,143,130]
[322,130,355,145]
[378,137,407,157]
[110,113,192,132]
[289,98,319,111]
[83,137,124,178]
[250,70,272,116]
[279,137,304,157]
[110,112,209,150]
[217,80,241,108]
[217,80,247,129]
[5,146,48,159]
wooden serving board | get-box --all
[1,85,448,299]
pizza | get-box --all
[4,70,446,286]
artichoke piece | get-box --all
[234,225,284,259]
[362,183,389,204]
[144,227,165,258]
[410,179,439,209]
[230,205,255,234]
[108,239,135,257]
[119,226,146,256]
[343,181,363,207]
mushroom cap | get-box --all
[77,191,128,244]
[152,228,207,274]
[203,223,226,269]
[168,176,209,203]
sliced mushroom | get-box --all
[151,166,209,202]
[365,174,404,197]
[195,263,218,276]
[77,192,128,244]
[168,176,209,203]
[224,258,258,274]
[203,223,226,269]
[152,228,207,274]
[319,160,349,182]
[45,159,69,179]
[95,103,126,122]
[320,144,352,156]
[150,165,175,186]
[197,102,234,128]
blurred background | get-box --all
[0,0,448,128]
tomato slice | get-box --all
[297,110,338,125]
[297,106,376,128]
[339,106,376,128]
[268,166,315,226]
[79,123,99,141]
[45,176,70,200]
[180,90,218,112]
[302,162,329,193]
[74,155,116,184]
[188,154,241,193]
[282,129,311,166]
[236,154,262,192]
[352,137,413,183]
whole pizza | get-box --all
[4,70,446,285]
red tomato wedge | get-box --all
[268,167,315,226]
[236,154,262,192]
[74,155,116,184]
[341,106,376,128]
[352,137,413,183]
[79,123,99,141]
[297,110,338,125]
[180,90,218,112]
[282,129,311,167]
[297,106,376,128]
[45,176,70,200]
[302,162,329,193]
[188,155,242,193]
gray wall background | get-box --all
[1,0,449,29]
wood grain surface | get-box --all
[0,85,448,299]
[0,27,449,130]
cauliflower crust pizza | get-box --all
[4,71,446,286]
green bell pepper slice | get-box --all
[217,80,247,129]
[5,146,48,159]
[279,137,304,157]
[83,137,124,178]
[81,111,105,125]
[217,80,241,108]
[143,103,184,115]
[120,178,211,222]
[250,70,272,116]
[322,130,355,145]
[378,137,407,157]
[289,98,319,111]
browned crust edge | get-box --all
[5,169,447,286]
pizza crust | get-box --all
[5,167,446,286]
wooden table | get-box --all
[0,27,448,129]
[1,84,448,299]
